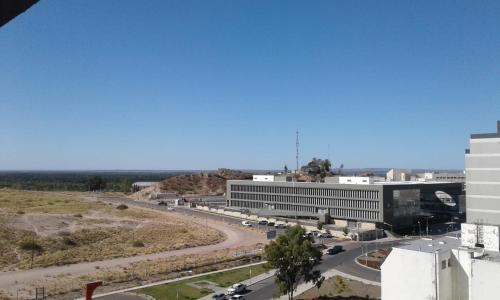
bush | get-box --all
[16,210,25,215]
[317,221,324,230]
[62,237,77,246]
[19,240,43,252]
[73,213,83,218]
[116,204,128,210]
[132,240,144,247]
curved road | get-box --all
[0,198,265,298]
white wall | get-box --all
[382,248,437,300]
[471,259,500,300]
[338,176,372,185]
[253,175,274,182]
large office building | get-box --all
[226,177,463,230]
[466,120,500,225]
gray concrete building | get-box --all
[466,121,500,225]
[226,179,463,230]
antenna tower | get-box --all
[296,130,299,172]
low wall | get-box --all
[195,205,349,238]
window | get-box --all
[441,260,446,270]
[448,259,451,267]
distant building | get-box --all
[386,169,411,181]
[416,172,466,183]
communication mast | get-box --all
[296,130,299,172]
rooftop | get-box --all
[396,236,461,253]
[470,121,500,139]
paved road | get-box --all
[0,197,265,299]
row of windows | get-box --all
[229,200,380,221]
[330,207,380,221]
[230,192,379,210]
[230,184,379,199]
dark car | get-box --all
[327,245,344,255]
[267,222,275,227]
[211,293,226,300]
[258,220,268,225]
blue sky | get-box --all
[1,0,499,170]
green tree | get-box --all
[87,176,106,191]
[265,225,324,300]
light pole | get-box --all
[425,215,434,237]
[418,221,422,237]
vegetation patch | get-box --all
[134,264,267,300]
[0,189,224,270]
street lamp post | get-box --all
[425,216,434,237]
[418,221,422,237]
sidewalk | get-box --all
[199,269,276,300]
[276,268,380,300]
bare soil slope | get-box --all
[131,169,253,199]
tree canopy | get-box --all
[265,225,324,300]
[301,158,332,179]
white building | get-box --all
[382,235,500,300]
[338,176,373,185]
[382,121,500,300]
[386,169,411,181]
[252,175,275,182]
[416,172,466,183]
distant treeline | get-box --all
[0,171,193,192]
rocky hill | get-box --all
[131,169,253,199]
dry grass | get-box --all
[0,189,224,270]
[0,189,109,215]
[22,247,263,300]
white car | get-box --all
[227,283,246,295]
[241,221,252,227]
[230,295,245,300]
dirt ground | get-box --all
[296,276,381,300]
[0,189,224,270]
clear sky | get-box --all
[1,1,499,171]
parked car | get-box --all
[230,295,245,300]
[327,245,344,255]
[211,293,226,300]
[267,222,275,227]
[311,230,320,237]
[227,283,247,295]
[167,207,175,211]
[241,221,252,227]
[319,232,332,238]
[257,220,268,225]
[157,200,167,205]
[275,223,286,229]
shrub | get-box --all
[132,240,144,247]
[317,221,323,230]
[73,213,83,218]
[16,210,25,215]
[116,204,128,210]
[62,237,77,246]
[19,240,43,252]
